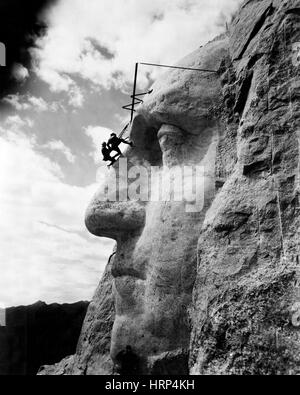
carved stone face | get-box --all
[85,35,228,373]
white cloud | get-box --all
[68,85,85,108]
[12,63,30,82]
[3,93,62,112]
[5,115,34,130]
[0,124,114,306]
[27,96,49,112]
[37,68,74,92]
[33,0,242,93]
[3,94,31,111]
[3,89,83,111]
[41,140,76,163]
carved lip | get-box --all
[113,271,146,281]
[111,259,146,281]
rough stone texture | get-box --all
[86,36,230,374]
[147,349,189,375]
[138,34,229,135]
[0,301,88,376]
[43,0,300,375]
[190,0,300,375]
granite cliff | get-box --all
[39,0,300,375]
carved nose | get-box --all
[85,155,146,240]
[85,200,146,240]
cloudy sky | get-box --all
[0,0,242,307]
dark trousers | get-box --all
[111,146,122,156]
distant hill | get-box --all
[0,301,89,375]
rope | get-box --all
[139,62,217,73]
[118,123,130,139]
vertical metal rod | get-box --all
[131,63,139,123]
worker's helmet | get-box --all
[102,142,106,146]
[111,133,116,137]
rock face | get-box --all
[42,0,300,375]
[189,0,300,375]
[0,301,89,375]
[85,35,228,375]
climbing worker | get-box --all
[101,142,117,167]
[115,345,140,375]
[107,133,133,157]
